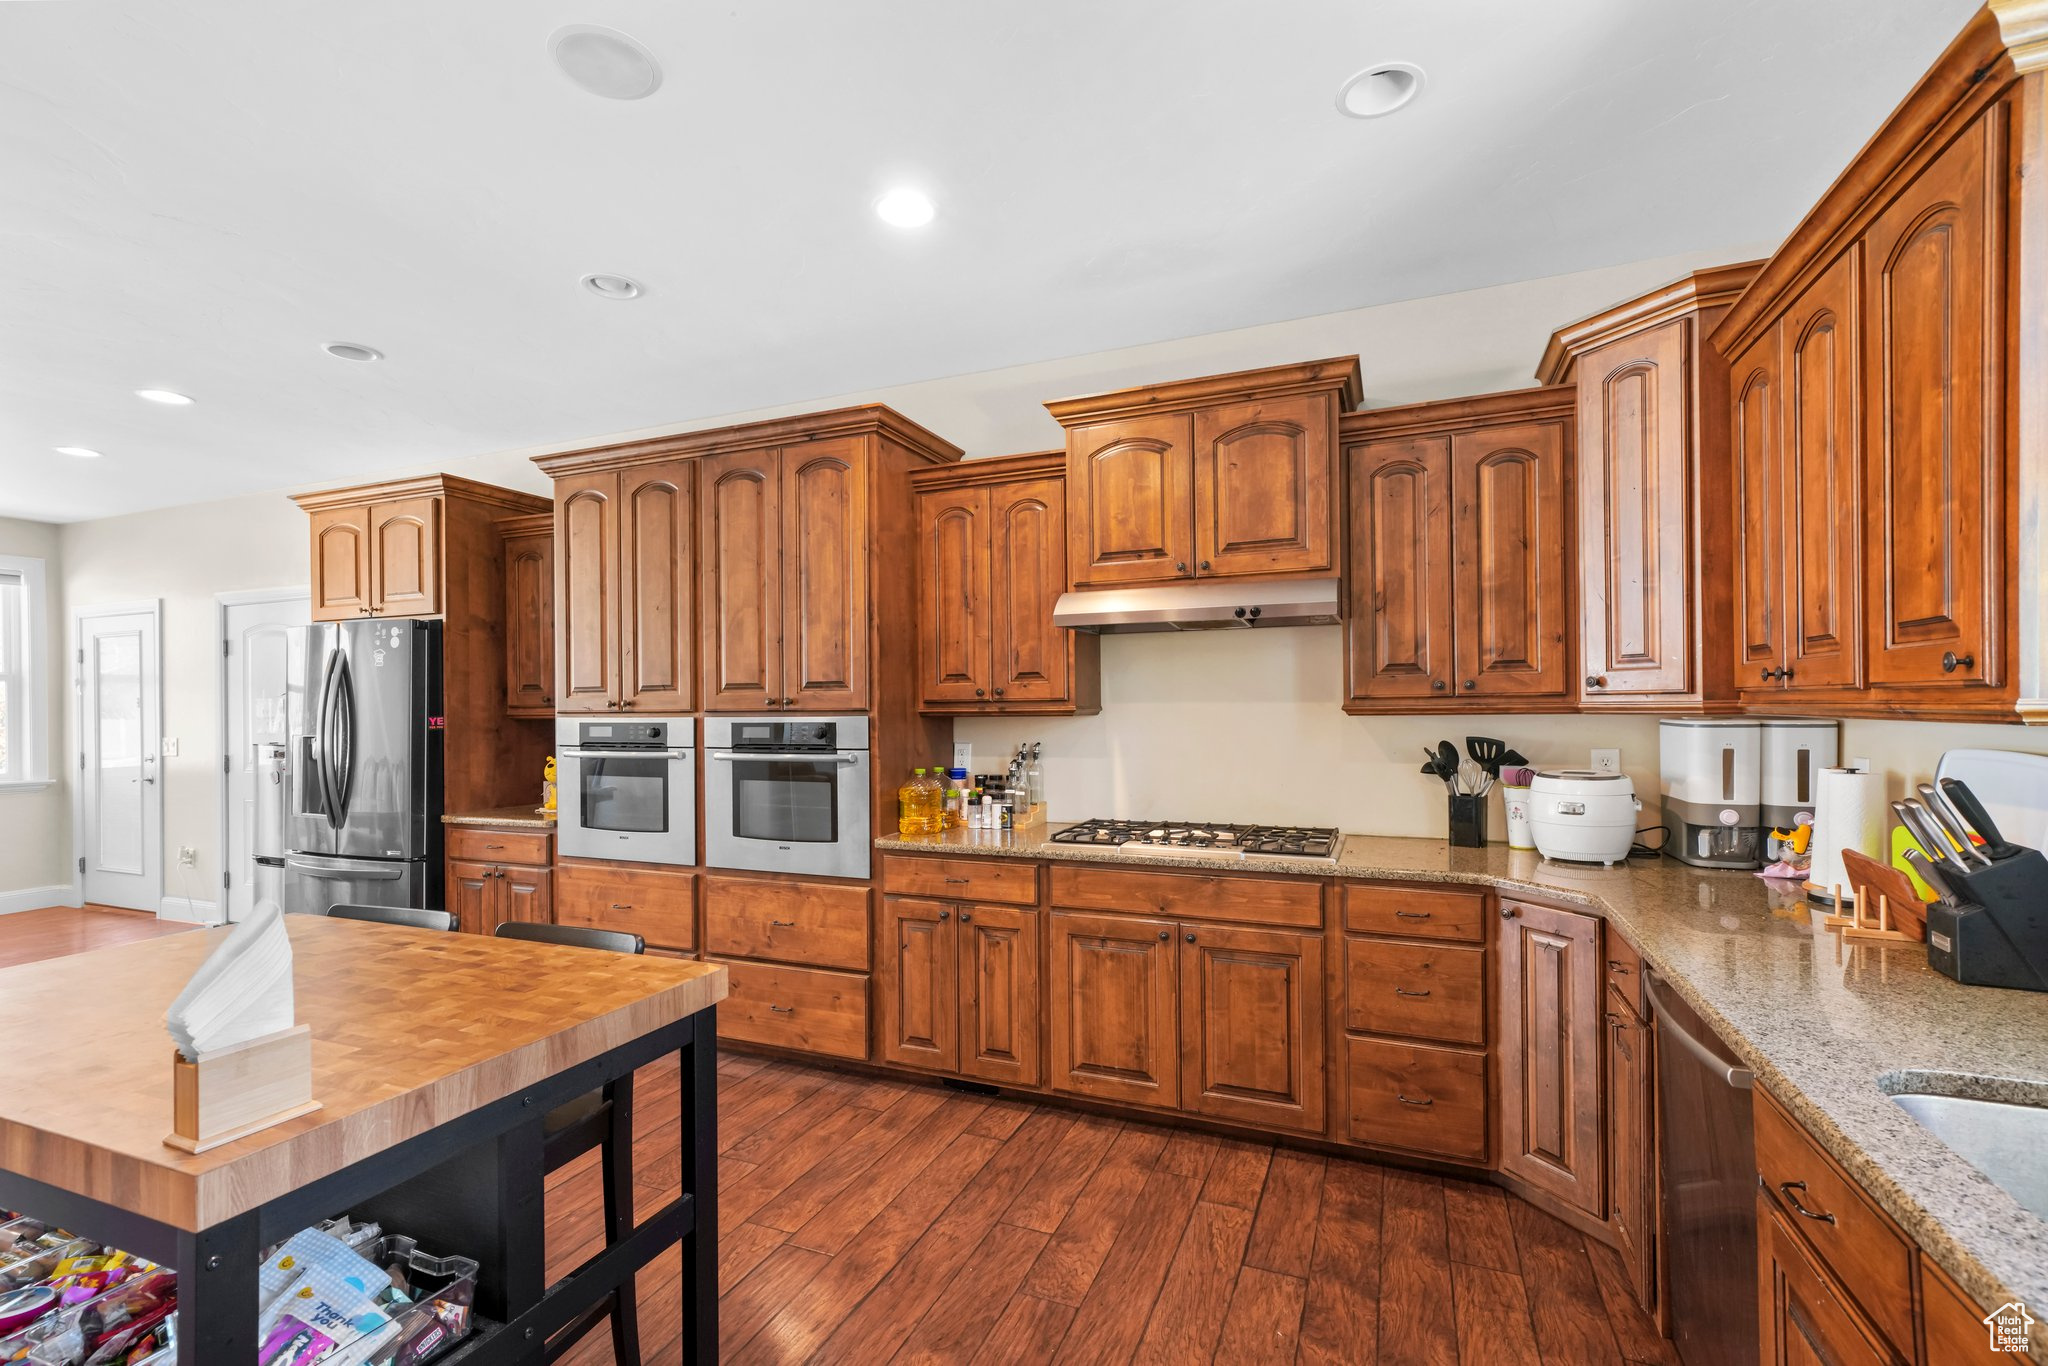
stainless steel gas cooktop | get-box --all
[1049,819,1340,860]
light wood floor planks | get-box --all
[0,904,194,970]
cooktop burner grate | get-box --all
[1050,819,1339,859]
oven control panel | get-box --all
[729,720,836,750]
[576,721,669,747]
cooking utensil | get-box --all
[1466,736,1508,777]
[1437,740,1461,780]
[1895,800,1973,878]
[1498,748,1528,770]
[1840,848,1927,939]
[1939,777,2019,860]
[1917,783,1992,866]
[1903,848,1958,906]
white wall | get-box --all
[0,516,70,907]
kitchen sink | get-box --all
[1887,1087,2048,1221]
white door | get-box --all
[222,593,308,922]
[79,607,162,912]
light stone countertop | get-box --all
[877,824,2048,1351]
[442,805,557,829]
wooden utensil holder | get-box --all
[166,1024,321,1154]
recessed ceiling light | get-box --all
[322,342,384,362]
[875,188,936,229]
[1336,62,1426,119]
[134,388,194,405]
[580,272,644,300]
[549,25,662,101]
[54,446,102,459]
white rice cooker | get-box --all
[1527,770,1641,866]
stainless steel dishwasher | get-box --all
[1647,969,1759,1365]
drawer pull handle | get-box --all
[1394,910,1432,921]
[770,919,796,927]
[944,878,970,884]
[1777,1181,1836,1225]
[610,903,633,910]
[1394,987,1431,998]
[484,844,505,850]
[1606,960,1633,974]
[1396,1093,1433,1107]
[768,1004,794,1014]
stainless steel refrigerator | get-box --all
[283,619,444,914]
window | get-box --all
[0,555,49,787]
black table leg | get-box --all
[176,1210,260,1365]
[679,1015,718,1365]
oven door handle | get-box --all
[559,747,695,760]
[708,751,862,765]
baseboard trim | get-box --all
[0,885,81,916]
[159,896,223,925]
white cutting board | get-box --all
[1935,748,2048,852]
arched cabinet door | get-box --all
[1195,392,1337,577]
[618,461,695,712]
[916,486,991,705]
[1451,422,1568,698]
[989,478,1069,704]
[1782,248,1861,692]
[1729,331,1783,692]
[553,473,619,713]
[698,450,782,711]
[781,437,870,711]
[1067,413,1195,587]
[309,507,372,621]
[369,496,441,617]
[1345,436,1452,703]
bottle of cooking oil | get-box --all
[898,768,931,835]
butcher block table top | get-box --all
[0,915,725,1232]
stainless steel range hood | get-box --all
[1051,577,1341,633]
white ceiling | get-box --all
[0,0,1981,523]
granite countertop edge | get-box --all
[875,826,2048,1348]
[442,806,557,829]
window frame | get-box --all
[0,554,51,790]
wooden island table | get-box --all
[0,915,726,1364]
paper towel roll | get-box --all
[1806,767,1885,904]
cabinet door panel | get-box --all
[1452,420,1570,697]
[1605,991,1655,1313]
[447,859,495,936]
[1864,116,2001,689]
[699,449,783,710]
[503,531,554,714]
[960,904,1041,1087]
[1499,899,1605,1216]
[879,898,957,1072]
[783,437,869,710]
[1179,923,1325,1133]
[1068,414,1195,586]
[310,507,372,622]
[1048,910,1179,1107]
[1193,392,1334,577]
[1578,319,1692,697]
[1784,250,1862,690]
[917,487,991,705]
[554,473,619,713]
[989,478,1070,704]
[619,463,695,712]
[1345,437,1453,701]
[369,496,441,617]
[1757,1198,1896,1366]
[1730,331,1784,689]
[500,865,552,925]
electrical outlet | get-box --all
[952,741,972,773]
[161,736,179,758]
[177,846,197,868]
[1590,748,1621,775]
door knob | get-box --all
[1941,651,1975,674]
[1584,675,1607,689]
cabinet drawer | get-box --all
[880,855,1038,906]
[1754,1090,1914,1354]
[1344,1037,1486,1163]
[1049,865,1321,928]
[1345,939,1484,1045]
[445,826,552,867]
[1604,931,1647,1017]
[705,876,870,970]
[1342,883,1485,942]
[553,860,696,950]
[716,959,869,1061]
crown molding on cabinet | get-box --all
[1043,355,1363,426]
[531,403,963,477]
[1339,384,1575,441]
[906,449,1064,492]
[1991,0,2048,72]
[1535,262,1763,385]
[289,472,549,517]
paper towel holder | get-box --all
[1804,763,1880,907]
[165,1025,321,1154]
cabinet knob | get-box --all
[974,688,985,697]
[960,912,973,923]
[938,909,950,920]
[1500,904,1518,919]
[1584,675,1607,689]
[542,696,553,705]
[1175,562,1187,573]
[1941,651,1976,674]
[1432,679,1446,691]
[993,687,1004,697]
[607,700,619,710]
[1199,560,1211,572]
[622,698,635,708]
[1462,679,1475,691]
[1184,931,1197,943]
[783,696,795,706]
[1158,930,1170,941]
[765,697,781,707]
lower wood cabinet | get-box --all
[1047,911,1179,1108]
[1343,1036,1486,1161]
[1498,898,1606,1217]
[877,897,1041,1087]
[1604,986,1654,1310]
[554,858,696,951]
[717,958,870,1060]
[444,824,554,935]
[1757,1196,1898,1365]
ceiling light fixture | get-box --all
[549,25,663,100]
[322,342,384,362]
[874,188,936,228]
[580,272,644,300]
[54,446,102,459]
[1336,62,1426,119]
[134,388,194,405]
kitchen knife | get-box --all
[1902,848,1959,906]
[1894,799,1974,879]
[1916,783,1993,866]
[1938,777,2020,860]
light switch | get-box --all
[161,737,180,758]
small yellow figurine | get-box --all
[543,755,558,813]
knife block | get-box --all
[1924,849,2048,992]
[166,1024,322,1153]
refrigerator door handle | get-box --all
[316,645,344,827]
[332,650,357,823]
[286,856,405,881]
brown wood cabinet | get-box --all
[302,494,443,622]
[1343,387,1576,711]
[557,859,697,951]
[878,896,1042,1087]
[1604,985,1654,1312]
[1539,266,1757,712]
[909,452,1100,714]
[1497,898,1605,1217]
[1047,909,1182,1109]
[499,514,554,717]
[1758,1196,1899,1366]
[1048,358,1362,588]
[444,822,554,935]
[548,460,695,715]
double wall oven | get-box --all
[555,717,697,865]
[704,716,871,880]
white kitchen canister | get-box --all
[1503,785,1535,849]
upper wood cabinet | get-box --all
[1539,265,1758,712]
[499,513,554,717]
[545,460,694,715]
[294,476,550,626]
[1711,11,2029,720]
[1497,898,1605,1218]
[1343,387,1575,712]
[1048,358,1362,589]
[910,452,1100,715]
